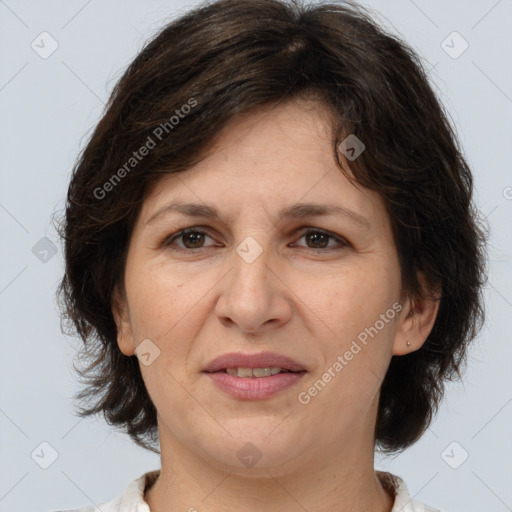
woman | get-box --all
[56,0,486,510]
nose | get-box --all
[214,241,292,335]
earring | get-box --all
[406,341,412,347]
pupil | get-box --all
[184,232,204,248]
[307,232,328,248]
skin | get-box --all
[113,97,440,512]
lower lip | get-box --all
[204,371,306,400]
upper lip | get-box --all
[203,351,307,373]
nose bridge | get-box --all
[231,233,273,300]
[230,207,277,285]
[215,231,290,333]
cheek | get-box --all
[125,259,192,338]
[126,263,207,410]
[125,258,223,381]
[293,259,400,412]
[300,260,400,347]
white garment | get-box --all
[55,470,440,512]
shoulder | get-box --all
[54,498,120,512]
[54,496,121,512]
[52,470,160,512]
[376,471,442,512]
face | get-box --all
[114,97,428,476]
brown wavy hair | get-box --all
[56,0,487,454]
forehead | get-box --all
[139,98,381,226]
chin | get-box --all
[197,429,306,475]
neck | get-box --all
[145,426,394,512]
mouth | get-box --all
[202,351,307,375]
[202,351,307,400]
[206,367,306,378]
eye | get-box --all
[162,227,350,253]
[163,228,218,251]
[292,228,350,252]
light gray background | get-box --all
[1,1,511,511]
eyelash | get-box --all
[162,227,350,254]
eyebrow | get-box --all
[145,201,371,229]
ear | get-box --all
[111,284,136,356]
[392,272,441,356]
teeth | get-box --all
[253,367,273,377]
[236,367,253,378]
[225,367,283,377]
